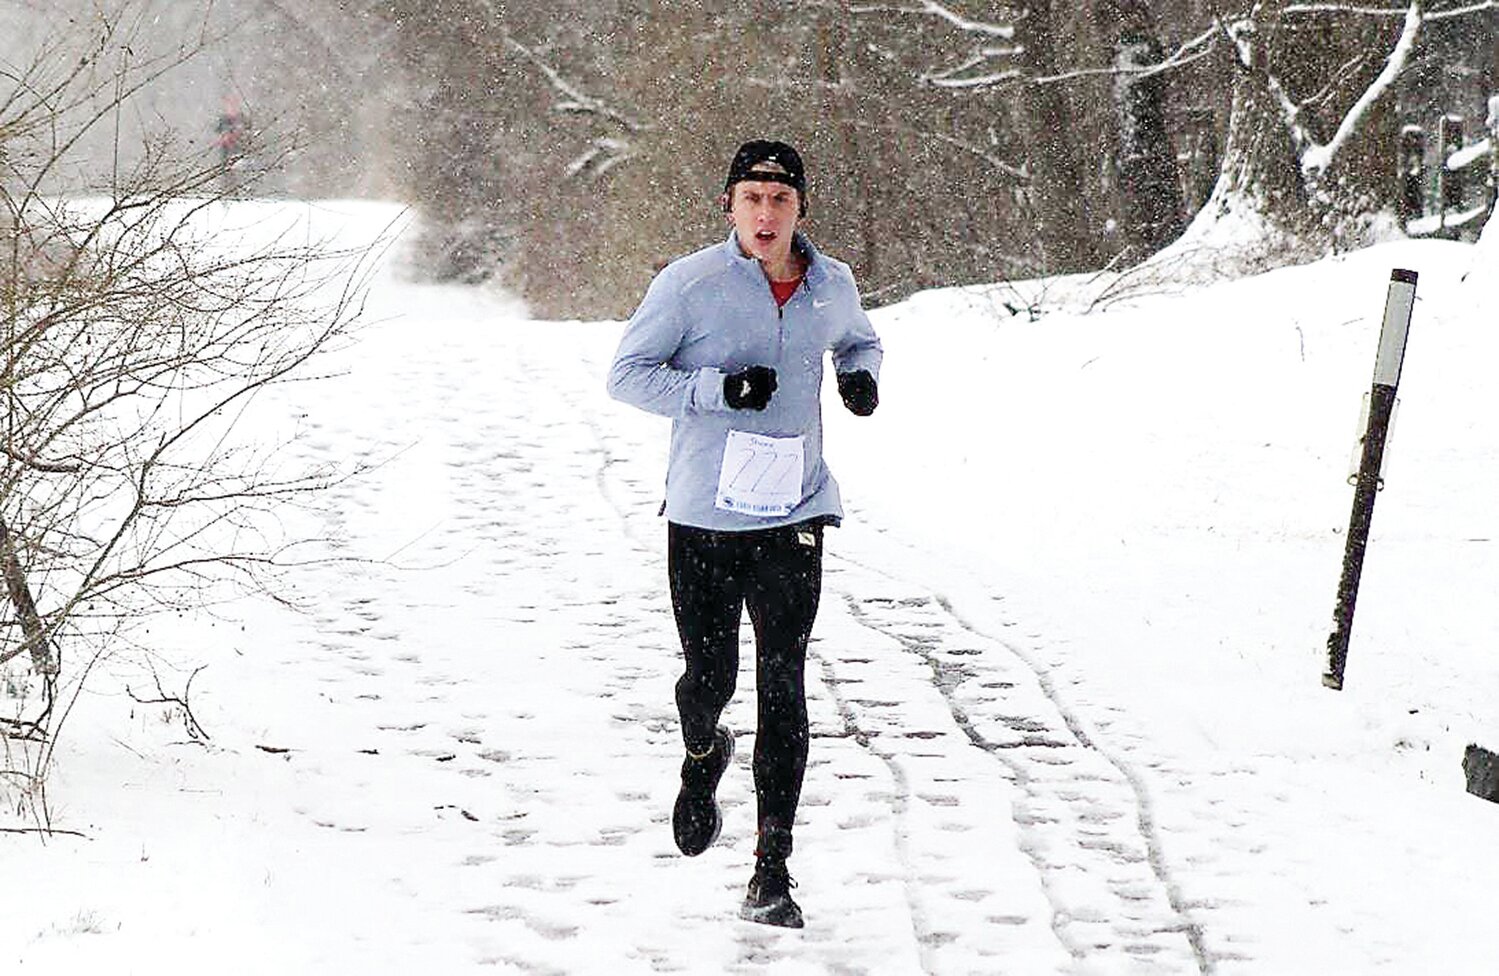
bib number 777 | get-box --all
[715,430,805,517]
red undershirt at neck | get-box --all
[769,276,802,308]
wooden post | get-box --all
[1323,269,1418,691]
[1398,125,1425,228]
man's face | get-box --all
[727,177,801,269]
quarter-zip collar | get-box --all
[724,230,830,290]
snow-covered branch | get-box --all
[850,0,1020,90]
[923,52,1023,89]
[1267,72,1312,155]
[849,1,1015,37]
[904,126,1027,179]
[1300,1,1421,177]
[1424,0,1497,20]
[1285,1,1493,20]
[564,137,631,180]
[1284,3,1416,14]
[466,6,647,183]
[469,0,645,149]
[499,34,644,135]
[1241,0,1424,180]
[1030,27,1219,87]
[925,16,1219,90]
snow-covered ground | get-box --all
[4,200,1497,974]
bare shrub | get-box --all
[0,1,386,823]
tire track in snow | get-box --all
[805,643,952,972]
[930,589,1215,975]
[827,550,1214,974]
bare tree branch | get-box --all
[127,664,209,741]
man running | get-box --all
[607,139,882,928]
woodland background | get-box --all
[3,1,1496,317]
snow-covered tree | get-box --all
[1188,1,1498,260]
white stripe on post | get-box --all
[1372,270,1417,388]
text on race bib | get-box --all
[715,430,805,517]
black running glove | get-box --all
[836,370,878,416]
[724,365,777,410]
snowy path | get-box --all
[183,283,1216,975]
[105,284,1193,976]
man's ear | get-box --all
[719,191,732,216]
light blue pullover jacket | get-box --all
[607,230,883,532]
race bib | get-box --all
[715,430,805,517]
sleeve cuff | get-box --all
[689,367,727,414]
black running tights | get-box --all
[667,520,822,849]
